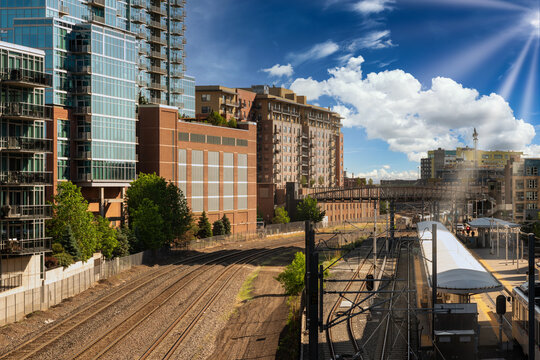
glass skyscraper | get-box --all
[0,0,192,187]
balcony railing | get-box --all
[148,66,166,74]
[1,204,52,219]
[148,82,167,91]
[131,14,145,23]
[170,0,186,7]
[0,103,52,120]
[148,20,166,30]
[74,106,92,115]
[148,35,166,45]
[58,4,69,16]
[131,0,144,8]
[88,0,105,7]
[0,69,52,88]
[0,171,52,185]
[149,51,166,59]
[0,137,52,153]
[148,5,166,15]
[76,131,91,141]
[0,238,52,255]
[71,44,92,53]
[0,273,22,291]
[83,13,105,23]
[72,85,92,94]
[171,87,184,94]
[149,97,168,105]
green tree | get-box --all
[356,178,366,186]
[55,252,74,268]
[207,111,227,126]
[309,179,316,187]
[227,117,237,128]
[272,206,290,224]
[114,226,133,257]
[379,201,388,215]
[368,178,374,185]
[126,173,192,247]
[276,252,305,296]
[47,181,98,261]
[212,219,226,236]
[132,198,165,250]
[318,176,324,186]
[221,215,231,235]
[197,211,213,238]
[60,225,81,260]
[296,196,326,223]
[95,215,118,259]
[300,175,308,187]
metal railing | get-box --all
[0,102,52,120]
[0,69,52,88]
[1,204,52,218]
[0,137,52,152]
[0,171,53,185]
[0,237,52,255]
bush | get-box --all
[55,252,74,268]
[114,226,132,257]
[276,252,305,296]
[272,206,290,224]
[51,243,64,254]
[213,219,226,236]
[227,118,237,128]
[222,215,231,235]
[45,256,58,269]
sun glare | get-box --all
[526,9,540,36]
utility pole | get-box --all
[528,233,535,360]
[432,223,438,346]
[374,201,377,273]
[305,221,318,359]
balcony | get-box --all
[149,51,166,60]
[149,97,167,105]
[0,238,52,255]
[71,85,92,94]
[131,14,145,24]
[0,137,52,153]
[170,56,183,64]
[148,20,166,30]
[170,87,184,94]
[58,4,69,16]
[1,204,52,219]
[73,106,92,115]
[138,62,148,70]
[148,35,166,45]
[148,5,166,15]
[88,0,105,7]
[83,13,105,23]
[0,103,52,121]
[75,150,91,159]
[71,44,91,54]
[170,0,186,7]
[131,0,144,8]
[75,131,91,141]
[135,28,147,39]
[72,65,92,75]
[148,66,167,74]
[148,82,167,91]
[1,69,52,88]
[170,42,184,51]
[0,171,53,186]
[224,100,239,107]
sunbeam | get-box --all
[520,38,539,119]
[499,35,534,99]
[399,0,529,12]
[426,25,522,79]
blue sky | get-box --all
[185,0,540,181]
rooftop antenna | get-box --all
[473,128,478,169]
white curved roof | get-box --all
[417,221,502,294]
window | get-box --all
[482,154,490,159]
[526,191,538,200]
[527,203,537,210]
[178,132,189,141]
[201,94,211,101]
[207,135,221,145]
[528,179,538,188]
[190,133,205,143]
[201,106,210,114]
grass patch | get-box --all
[237,267,261,303]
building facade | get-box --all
[138,105,257,233]
[0,41,52,291]
[511,158,540,222]
[0,0,194,220]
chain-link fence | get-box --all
[0,251,148,326]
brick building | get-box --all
[195,86,256,122]
[509,158,540,222]
[138,105,257,233]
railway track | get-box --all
[324,237,387,360]
[0,237,302,360]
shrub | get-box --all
[55,252,74,268]
[197,211,213,238]
[51,243,64,254]
[222,215,231,235]
[213,219,226,236]
[276,252,305,296]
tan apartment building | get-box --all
[138,105,257,233]
[195,86,256,122]
[509,158,540,222]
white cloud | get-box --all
[288,40,340,64]
[262,63,294,78]
[356,167,418,183]
[290,56,536,162]
[348,30,395,50]
[353,0,394,14]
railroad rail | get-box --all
[0,237,302,360]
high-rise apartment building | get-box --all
[510,158,540,222]
[0,1,194,220]
[0,41,52,289]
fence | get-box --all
[0,251,148,326]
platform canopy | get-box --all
[468,217,520,229]
[417,221,502,294]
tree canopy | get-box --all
[126,173,192,248]
[273,206,290,224]
[296,196,326,223]
[197,211,213,238]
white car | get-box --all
[456,223,465,231]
